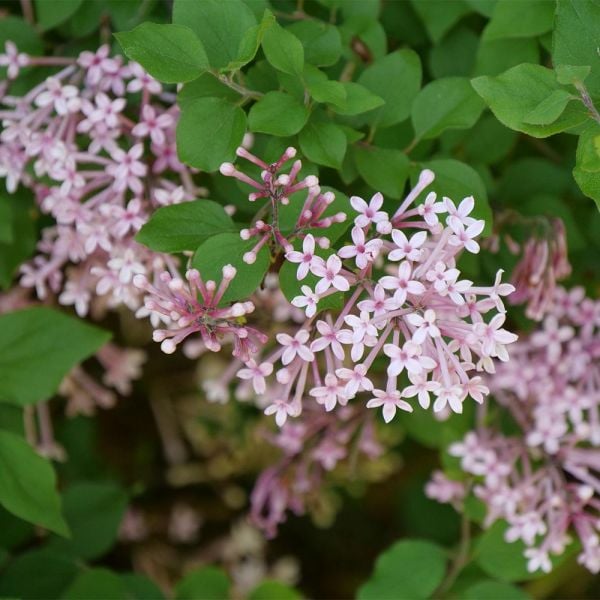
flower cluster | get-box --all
[0,43,200,321]
[251,403,383,537]
[218,158,517,427]
[133,266,266,361]
[220,146,347,263]
[428,286,600,574]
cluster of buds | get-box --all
[219,162,517,427]
[428,286,600,574]
[134,266,267,361]
[485,214,571,321]
[220,147,346,264]
[0,42,201,320]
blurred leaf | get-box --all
[115,23,208,83]
[555,64,591,86]
[172,0,257,70]
[474,37,539,77]
[136,200,236,252]
[429,26,478,78]
[248,91,309,136]
[47,481,128,560]
[308,80,347,107]
[462,114,517,164]
[121,573,165,599]
[0,431,68,536]
[62,569,128,600]
[358,49,422,127]
[463,580,530,599]
[0,307,110,406]
[192,233,270,303]
[177,98,246,171]
[287,20,342,67]
[35,0,83,31]
[410,0,471,42]
[0,549,79,599]
[225,9,276,72]
[358,539,447,599]
[522,89,575,125]
[483,0,554,40]
[249,580,301,600]
[412,77,485,140]
[175,567,230,600]
[574,122,600,209]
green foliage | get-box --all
[192,233,270,303]
[248,580,301,600]
[175,567,230,600]
[115,23,208,83]
[463,580,530,599]
[47,481,128,560]
[412,77,485,140]
[136,200,237,252]
[0,431,68,536]
[0,308,110,406]
[172,0,257,70]
[177,98,247,172]
[261,20,304,75]
[248,91,309,136]
[34,0,83,31]
[358,539,447,599]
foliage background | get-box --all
[1,0,600,598]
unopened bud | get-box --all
[243,251,256,264]
[219,162,235,176]
[222,264,236,280]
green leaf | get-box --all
[177,98,247,172]
[62,569,128,600]
[471,64,588,138]
[308,80,347,107]
[574,123,600,209]
[178,73,241,107]
[555,64,591,86]
[136,200,236,253]
[0,430,68,536]
[175,567,230,600]
[172,0,257,70]
[358,539,447,599]
[262,21,304,75]
[483,0,555,41]
[121,573,166,600]
[0,198,13,243]
[358,49,422,127]
[248,580,301,600]
[474,37,540,77]
[553,0,600,96]
[462,115,518,165]
[0,307,110,406]
[422,159,493,235]
[287,20,342,67]
[411,0,471,42]
[192,233,270,303]
[248,91,309,136]
[475,522,536,582]
[0,549,79,599]
[0,192,36,290]
[331,82,385,116]
[429,25,478,78]
[463,580,530,599]
[47,481,128,561]
[114,23,208,84]
[34,0,83,31]
[225,9,276,72]
[299,121,347,169]
[522,89,574,125]
[412,77,485,140]
[353,145,409,199]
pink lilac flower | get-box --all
[428,286,600,575]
